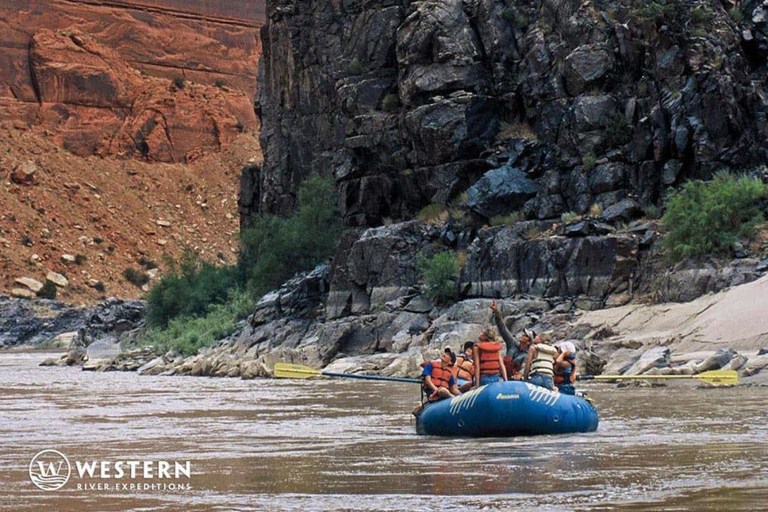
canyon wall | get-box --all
[250,0,768,226]
[0,0,265,161]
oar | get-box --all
[274,362,422,384]
[578,369,738,385]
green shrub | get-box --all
[74,254,87,265]
[238,174,342,297]
[561,211,581,224]
[214,79,226,88]
[490,211,524,226]
[138,290,254,356]
[690,6,710,25]
[145,251,238,327]
[348,58,366,75]
[730,9,744,24]
[123,268,150,287]
[172,77,186,89]
[139,256,157,270]
[38,281,57,300]
[381,92,400,112]
[662,171,767,261]
[419,251,465,305]
[631,1,676,25]
[603,113,633,149]
[644,204,662,220]
[583,153,597,171]
[235,120,245,133]
[500,7,528,28]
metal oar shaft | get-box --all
[321,371,421,384]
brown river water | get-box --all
[1,351,767,511]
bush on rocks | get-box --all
[419,251,466,305]
[662,171,767,261]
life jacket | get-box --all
[424,360,453,401]
[455,353,474,381]
[476,341,503,376]
[554,355,576,385]
[529,343,556,377]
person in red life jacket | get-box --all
[422,350,461,402]
[553,340,577,395]
[472,328,508,388]
[490,301,533,380]
[523,332,557,390]
[454,341,475,392]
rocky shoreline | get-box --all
[2,219,766,387]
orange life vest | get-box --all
[425,360,454,401]
[455,354,474,381]
[476,341,503,376]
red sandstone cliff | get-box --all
[0,0,264,161]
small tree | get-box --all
[419,251,465,305]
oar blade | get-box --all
[273,362,320,379]
[698,370,739,386]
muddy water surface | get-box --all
[1,351,766,511]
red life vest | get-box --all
[425,360,453,401]
[476,341,503,376]
[554,358,576,385]
[455,354,474,381]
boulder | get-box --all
[11,288,37,299]
[11,161,37,185]
[465,166,539,219]
[622,346,670,375]
[46,271,69,288]
[602,199,641,223]
[564,44,614,96]
[693,348,736,373]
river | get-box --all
[1,351,766,511]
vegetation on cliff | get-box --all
[662,172,767,261]
[140,175,341,355]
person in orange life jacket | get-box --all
[490,301,533,380]
[553,340,577,395]
[454,341,475,392]
[422,350,461,402]
[472,328,507,388]
[523,332,557,390]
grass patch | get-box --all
[662,171,767,261]
[561,211,581,224]
[589,203,603,219]
[490,211,524,226]
[417,203,448,224]
[348,58,366,75]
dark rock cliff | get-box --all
[248,0,768,226]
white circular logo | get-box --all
[29,450,71,491]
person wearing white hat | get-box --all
[553,340,577,395]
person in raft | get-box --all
[490,300,533,379]
[523,332,557,390]
[454,341,475,392]
[472,328,508,387]
[422,349,462,402]
[553,340,577,395]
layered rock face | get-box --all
[251,0,768,225]
[0,0,264,161]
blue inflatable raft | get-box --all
[416,381,599,436]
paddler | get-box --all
[472,328,507,388]
[454,341,475,392]
[553,340,577,395]
[422,349,461,402]
[490,300,533,379]
[523,332,557,390]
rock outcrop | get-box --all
[250,0,768,226]
[0,0,264,161]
